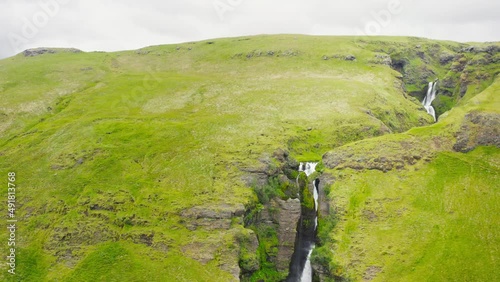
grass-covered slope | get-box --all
[317,77,499,281]
[0,35,497,281]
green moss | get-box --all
[301,183,315,210]
[239,251,260,274]
[237,230,260,274]
[253,178,285,204]
[433,95,456,118]
[247,266,283,282]
[241,225,284,282]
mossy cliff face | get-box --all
[361,40,500,117]
[239,149,305,280]
[243,197,302,279]
[0,36,498,281]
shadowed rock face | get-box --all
[453,112,500,152]
[239,148,307,278]
[274,198,302,272]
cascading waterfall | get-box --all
[300,249,314,282]
[299,178,320,282]
[299,162,318,177]
[313,179,319,230]
[287,164,320,282]
[422,80,438,121]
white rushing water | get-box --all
[313,181,319,212]
[313,179,319,229]
[300,178,320,282]
[300,247,314,282]
[299,162,317,177]
[422,81,438,122]
[291,162,319,282]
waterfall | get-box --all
[422,81,438,121]
[299,248,314,282]
[313,179,319,230]
[299,162,318,177]
[287,164,320,282]
[313,179,319,212]
[299,179,320,282]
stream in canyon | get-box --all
[287,163,319,282]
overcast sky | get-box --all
[1,0,499,59]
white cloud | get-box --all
[0,0,499,59]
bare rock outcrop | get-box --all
[22,47,82,57]
[179,203,245,231]
[453,112,500,152]
[240,148,300,197]
[322,138,440,172]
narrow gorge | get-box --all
[287,163,320,282]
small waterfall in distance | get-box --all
[422,80,438,121]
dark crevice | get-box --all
[287,178,319,282]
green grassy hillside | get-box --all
[315,77,499,281]
[0,35,498,281]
